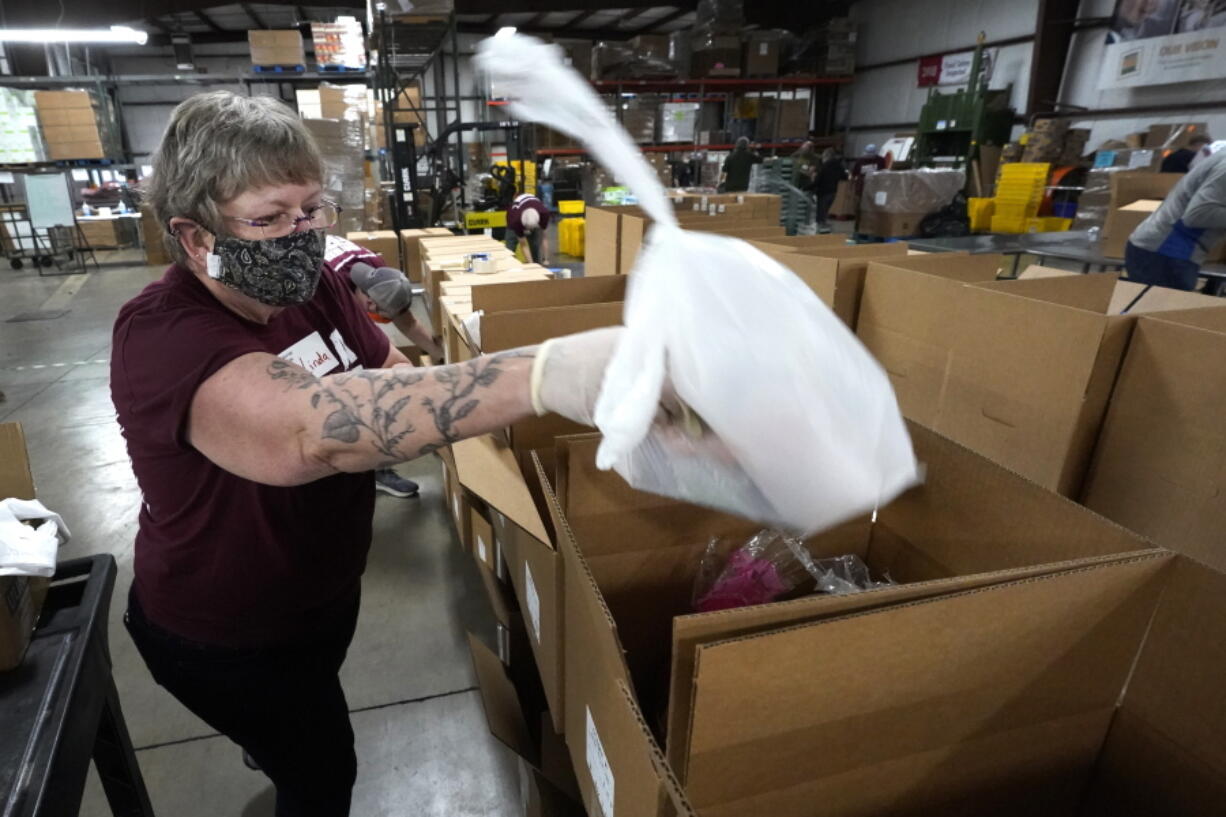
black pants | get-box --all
[816,192,836,226]
[125,589,360,817]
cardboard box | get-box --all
[398,227,451,283]
[583,207,621,277]
[33,90,93,110]
[744,34,781,77]
[546,427,1196,817]
[856,209,926,238]
[140,207,171,266]
[345,229,400,268]
[0,424,49,672]
[856,255,1226,495]
[1083,309,1226,573]
[1144,121,1209,149]
[248,29,306,66]
[630,34,670,62]
[756,98,810,140]
[762,243,909,328]
[76,219,121,249]
[1101,199,1161,259]
[751,233,850,252]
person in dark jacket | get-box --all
[721,137,763,193]
[1161,133,1212,174]
[814,148,848,233]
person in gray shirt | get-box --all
[1126,148,1226,291]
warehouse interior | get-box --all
[1,1,1225,816]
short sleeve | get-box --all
[112,305,266,451]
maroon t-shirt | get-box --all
[507,194,551,237]
[111,263,391,647]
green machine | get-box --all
[912,34,1015,170]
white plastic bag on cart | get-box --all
[476,33,920,535]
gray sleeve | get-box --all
[1182,164,1226,230]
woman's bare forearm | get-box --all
[268,349,536,477]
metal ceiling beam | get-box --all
[520,12,551,29]
[241,3,270,29]
[193,10,224,32]
[144,17,171,34]
[3,0,362,27]
[632,6,688,33]
[564,9,601,29]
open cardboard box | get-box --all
[0,423,50,672]
[1083,308,1226,574]
[856,254,1226,496]
[760,242,910,328]
[398,227,453,283]
[544,426,1226,817]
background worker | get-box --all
[1126,147,1226,290]
[721,136,763,193]
[1161,133,1213,173]
[814,148,848,234]
[506,192,550,264]
[852,143,887,178]
[324,235,442,497]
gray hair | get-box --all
[145,90,323,264]
[735,136,750,150]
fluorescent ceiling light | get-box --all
[0,26,149,45]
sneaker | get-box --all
[375,468,419,498]
[242,749,261,771]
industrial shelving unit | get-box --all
[532,75,851,158]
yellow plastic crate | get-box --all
[558,199,586,215]
[991,214,1030,234]
[559,217,585,257]
[968,197,994,232]
[1025,217,1074,233]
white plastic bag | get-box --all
[476,33,920,535]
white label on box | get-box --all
[0,171,13,184]
[524,562,541,643]
[737,194,745,204]
[718,204,726,213]
[585,708,615,817]
[874,191,888,206]
[759,42,769,56]
[477,535,488,564]
[708,204,717,215]
[692,203,701,211]
[1128,149,1155,169]
[71,169,89,181]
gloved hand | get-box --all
[529,327,623,425]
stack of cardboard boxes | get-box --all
[247,30,306,67]
[0,88,44,163]
[816,17,856,75]
[0,424,49,673]
[33,90,111,161]
[438,246,1226,817]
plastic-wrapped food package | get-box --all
[475,33,920,536]
[859,168,966,214]
[693,531,893,612]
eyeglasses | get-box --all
[223,199,341,238]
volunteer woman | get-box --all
[112,90,617,816]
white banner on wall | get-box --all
[1099,1,1226,89]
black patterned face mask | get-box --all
[206,228,326,307]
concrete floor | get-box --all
[0,250,520,816]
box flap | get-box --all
[472,277,626,315]
[1110,171,1179,208]
[763,251,839,307]
[1081,318,1226,572]
[975,273,1119,313]
[869,252,1005,282]
[1018,264,1078,280]
[791,243,910,260]
[682,556,1169,817]
[1121,198,1162,213]
[452,435,550,543]
[0,423,34,500]
[1108,281,1226,315]
[480,302,623,353]
[1149,305,1226,333]
[750,233,849,253]
[467,632,537,761]
[476,557,513,628]
[1086,556,1226,816]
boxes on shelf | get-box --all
[318,82,367,121]
[304,117,365,234]
[659,103,700,144]
[859,168,965,238]
[0,424,50,673]
[1020,118,1069,163]
[691,35,741,77]
[744,31,783,77]
[668,30,693,77]
[310,18,366,68]
[630,34,670,63]
[755,98,811,141]
[856,254,1226,496]
[1144,121,1208,149]
[247,29,306,67]
[33,90,108,160]
[0,88,44,163]
[558,40,593,77]
[548,427,1226,817]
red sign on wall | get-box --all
[917,55,942,86]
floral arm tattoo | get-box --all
[267,348,536,463]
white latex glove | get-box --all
[530,327,622,425]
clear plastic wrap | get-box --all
[476,33,920,536]
[860,168,966,214]
[693,531,894,612]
